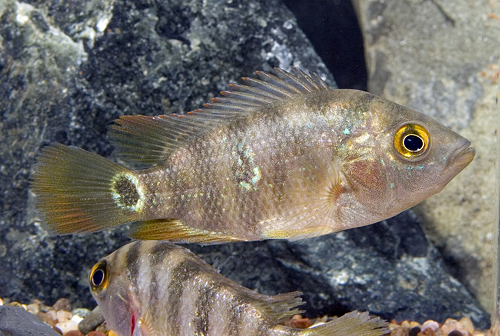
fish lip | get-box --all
[448,140,475,170]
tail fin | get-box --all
[302,311,388,336]
[31,143,142,234]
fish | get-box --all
[31,68,475,243]
[89,240,388,336]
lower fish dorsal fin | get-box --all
[109,68,330,167]
[250,291,304,324]
[128,219,245,244]
[299,311,388,336]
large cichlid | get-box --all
[32,68,475,243]
[89,240,388,336]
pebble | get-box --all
[56,310,72,323]
[441,318,470,336]
[421,320,440,333]
[27,302,40,315]
[87,331,107,336]
[65,330,84,336]
[72,308,91,319]
[78,306,105,335]
[37,311,56,327]
[53,298,72,312]
[54,320,79,335]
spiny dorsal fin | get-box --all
[109,67,330,166]
[128,219,245,244]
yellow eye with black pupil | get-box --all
[90,260,108,292]
[394,124,430,160]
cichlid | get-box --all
[32,68,474,243]
[89,240,388,336]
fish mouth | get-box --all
[448,140,475,171]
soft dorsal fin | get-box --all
[247,291,304,324]
[109,67,330,166]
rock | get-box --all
[352,0,499,312]
[56,311,72,323]
[71,308,91,319]
[88,331,107,336]
[78,307,105,335]
[54,319,79,335]
[0,305,60,336]
[0,0,491,329]
[65,331,84,336]
[37,311,57,327]
[52,298,71,313]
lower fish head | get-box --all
[89,258,139,336]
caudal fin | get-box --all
[303,311,388,336]
[31,143,142,234]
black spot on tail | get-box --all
[113,175,140,209]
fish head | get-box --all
[339,93,474,223]
[89,256,141,336]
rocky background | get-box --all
[0,0,497,330]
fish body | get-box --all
[32,68,475,242]
[90,240,388,336]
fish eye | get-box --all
[90,260,108,292]
[393,124,430,160]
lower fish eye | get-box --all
[403,134,424,152]
[90,261,108,291]
[393,124,430,160]
[92,269,105,286]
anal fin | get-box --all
[262,227,334,240]
[128,219,245,244]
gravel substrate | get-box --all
[0,297,494,336]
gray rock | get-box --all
[353,0,499,312]
[78,306,104,335]
[0,306,60,336]
[0,0,491,330]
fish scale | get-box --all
[31,67,474,243]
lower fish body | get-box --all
[89,240,388,336]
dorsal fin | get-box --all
[248,291,304,324]
[109,67,330,166]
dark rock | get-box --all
[0,305,60,336]
[0,0,491,330]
